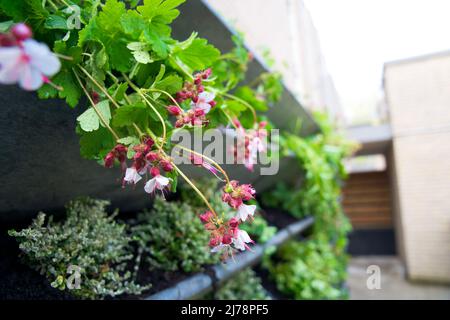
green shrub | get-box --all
[8,198,148,299]
[213,268,271,300]
[132,198,219,273]
[264,238,348,300]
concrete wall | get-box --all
[384,52,450,283]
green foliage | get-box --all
[263,238,348,300]
[132,198,219,273]
[213,268,271,300]
[240,216,277,243]
[8,198,149,299]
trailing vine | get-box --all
[0,0,281,260]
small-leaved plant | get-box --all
[8,198,149,299]
[132,198,219,273]
[213,268,270,300]
[263,238,348,300]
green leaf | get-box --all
[143,26,169,58]
[171,38,220,72]
[79,0,133,72]
[79,127,115,159]
[154,73,182,94]
[137,0,186,25]
[117,136,140,146]
[112,102,148,127]
[234,86,268,111]
[0,20,13,32]
[77,101,111,132]
[44,15,68,30]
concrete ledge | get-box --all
[146,216,314,300]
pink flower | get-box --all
[222,180,256,209]
[167,105,182,116]
[235,203,256,221]
[144,168,171,194]
[123,167,142,185]
[0,39,61,91]
[191,91,215,114]
[199,211,214,223]
[233,229,253,251]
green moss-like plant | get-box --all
[8,198,149,299]
[132,198,219,273]
[213,268,271,300]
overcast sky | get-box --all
[303,0,450,122]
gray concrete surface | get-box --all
[348,256,450,300]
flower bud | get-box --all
[167,105,182,116]
[209,236,222,247]
[194,108,205,117]
[160,159,174,172]
[150,166,160,177]
[11,23,32,41]
[199,211,214,223]
[222,233,233,245]
[104,152,115,168]
[145,151,159,162]
[228,217,240,229]
[144,137,154,148]
[208,100,217,108]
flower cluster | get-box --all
[199,180,257,259]
[104,137,173,196]
[228,119,268,171]
[167,69,217,128]
[0,23,60,91]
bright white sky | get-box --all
[303,0,450,123]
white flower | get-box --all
[144,174,171,194]
[235,203,256,221]
[0,39,61,91]
[191,91,215,114]
[124,167,142,185]
[233,229,253,251]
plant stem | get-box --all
[122,73,167,150]
[172,162,218,216]
[168,56,194,80]
[173,144,231,184]
[123,94,145,138]
[221,92,258,124]
[146,88,182,109]
[73,69,120,141]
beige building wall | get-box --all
[384,52,450,283]
[205,0,344,123]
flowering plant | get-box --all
[0,0,282,259]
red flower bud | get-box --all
[175,119,184,128]
[203,68,212,79]
[197,85,204,93]
[150,166,160,177]
[11,23,32,41]
[194,77,202,85]
[199,211,214,223]
[145,151,159,162]
[167,105,182,116]
[222,233,233,245]
[144,137,154,148]
[104,152,115,168]
[228,217,240,229]
[194,108,205,117]
[208,100,217,108]
[192,95,199,103]
[209,236,222,247]
[0,34,17,47]
[160,159,174,172]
